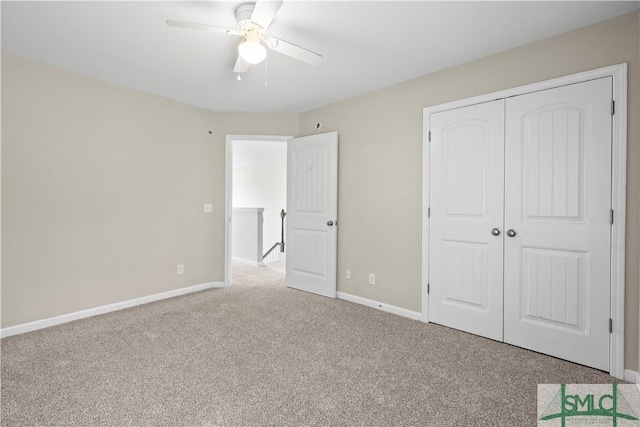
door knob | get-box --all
[491,228,501,236]
[327,220,334,226]
[507,229,517,237]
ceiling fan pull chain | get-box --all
[264,53,268,87]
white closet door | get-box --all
[429,100,505,341]
[503,78,612,371]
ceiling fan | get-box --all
[167,0,323,74]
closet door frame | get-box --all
[421,63,628,379]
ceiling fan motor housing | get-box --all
[235,3,264,33]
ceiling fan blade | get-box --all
[266,38,323,67]
[250,0,283,29]
[166,20,240,36]
[233,55,251,73]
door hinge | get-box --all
[610,209,614,225]
[427,283,430,294]
[611,100,615,116]
[609,318,613,333]
[428,207,431,218]
[428,131,431,142]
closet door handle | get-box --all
[491,228,501,236]
[507,229,517,237]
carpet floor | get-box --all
[1,262,621,426]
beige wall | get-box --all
[299,12,640,370]
[1,54,298,327]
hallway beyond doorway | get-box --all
[232,261,285,286]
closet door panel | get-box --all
[429,100,505,341]
[503,78,612,371]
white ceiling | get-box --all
[2,1,638,113]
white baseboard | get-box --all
[0,281,224,338]
[624,369,640,383]
[337,292,422,321]
[232,256,264,267]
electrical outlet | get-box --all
[345,269,351,279]
[203,203,213,213]
[369,273,375,285]
[177,264,184,275]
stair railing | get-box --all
[263,209,286,260]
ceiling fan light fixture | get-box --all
[239,39,266,65]
[167,0,322,73]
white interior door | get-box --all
[429,100,505,341]
[286,132,338,298]
[503,78,612,371]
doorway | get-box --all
[225,135,291,287]
[225,131,340,298]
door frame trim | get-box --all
[225,134,292,288]
[421,63,628,379]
